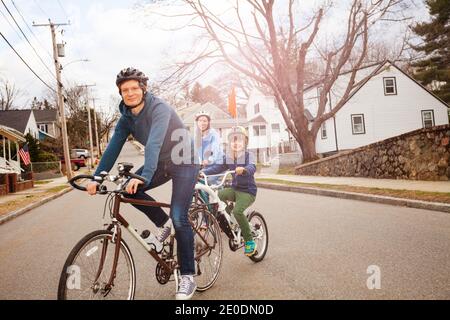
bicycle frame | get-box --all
[195,171,244,246]
[96,193,214,292]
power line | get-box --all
[0,5,22,40]
[0,30,56,93]
[1,0,56,82]
[33,0,47,18]
[10,0,53,60]
[57,0,69,21]
[31,0,74,88]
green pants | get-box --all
[218,188,255,242]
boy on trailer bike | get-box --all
[86,67,199,300]
[201,126,258,256]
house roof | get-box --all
[33,109,58,123]
[178,101,238,123]
[0,110,32,134]
[339,60,450,108]
[0,124,26,142]
[248,114,268,123]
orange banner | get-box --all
[228,86,237,118]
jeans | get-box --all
[124,160,200,275]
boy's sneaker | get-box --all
[244,240,257,256]
[156,223,171,243]
[175,275,197,300]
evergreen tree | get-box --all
[24,133,40,162]
[411,0,450,104]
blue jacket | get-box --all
[94,93,191,185]
[198,128,223,164]
[202,151,257,196]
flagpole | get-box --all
[16,142,20,171]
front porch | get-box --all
[0,125,34,195]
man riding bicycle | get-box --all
[86,67,199,300]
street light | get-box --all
[60,58,90,70]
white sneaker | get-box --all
[175,275,197,300]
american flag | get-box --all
[19,144,31,166]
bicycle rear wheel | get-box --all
[247,211,268,262]
[189,207,223,291]
[57,230,136,300]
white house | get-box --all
[178,92,304,165]
[33,109,61,140]
[245,89,299,164]
[0,125,26,174]
[303,60,449,155]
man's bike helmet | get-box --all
[116,67,149,91]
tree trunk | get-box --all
[299,132,319,163]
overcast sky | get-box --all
[0,0,429,113]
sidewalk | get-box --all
[256,172,450,213]
[0,174,75,224]
[0,175,69,206]
[256,173,450,193]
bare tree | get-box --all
[0,79,24,110]
[145,0,412,162]
[97,95,121,144]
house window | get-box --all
[254,103,260,114]
[351,114,366,135]
[321,123,327,139]
[253,125,266,136]
[271,123,280,133]
[383,77,397,95]
[39,124,48,133]
[421,110,435,128]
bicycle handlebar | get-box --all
[199,168,247,189]
[127,172,147,184]
[68,165,147,194]
[68,174,95,192]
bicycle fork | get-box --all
[90,222,121,297]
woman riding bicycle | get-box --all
[201,126,258,257]
[194,110,223,168]
[86,67,199,300]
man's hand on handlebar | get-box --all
[86,181,99,195]
[126,178,144,194]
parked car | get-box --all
[60,157,86,171]
[71,149,90,159]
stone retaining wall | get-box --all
[295,125,450,181]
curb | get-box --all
[0,187,73,225]
[256,182,450,214]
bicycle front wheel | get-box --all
[189,207,223,292]
[57,230,136,300]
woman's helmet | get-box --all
[195,110,211,121]
[228,126,248,144]
[116,67,149,93]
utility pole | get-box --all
[77,84,96,170]
[91,98,101,157]
[33,20,72,179]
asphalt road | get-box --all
[0,142,449,300]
